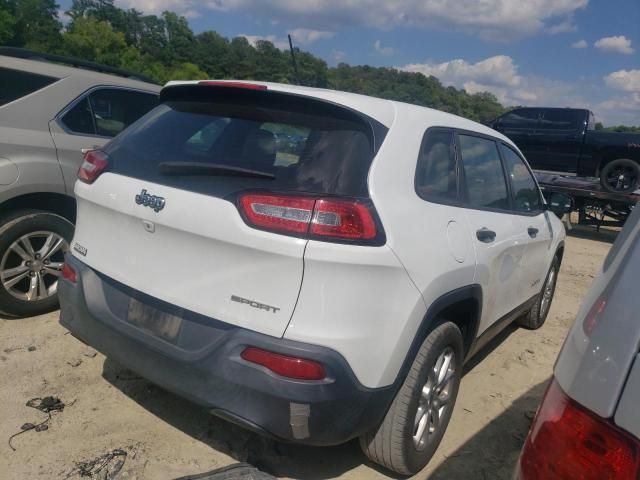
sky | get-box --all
[60,0,639,125]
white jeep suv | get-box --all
[59,81,567,475]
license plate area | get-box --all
[127,297,182,342]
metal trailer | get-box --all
[536,172,638,231]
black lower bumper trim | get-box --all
[58,255,395,446]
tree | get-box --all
[13,0,62,51]
[0,0,16,44]
[167,62,208,82]
[162,10,194,65]
[62,16,127,66]
[595,122,604,130]
[194,31,229,78]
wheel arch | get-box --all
[394,284,482,386]
[597,155,639,176]
[0,192,76,224]
[555,240,565,266]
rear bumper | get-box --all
[58,255,395,446]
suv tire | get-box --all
[599,158,640,194]
[518,256,560,330]
[360,321,464,475]
[0,210,73,318]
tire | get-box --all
[599,159,640,194]
[0,210,74,318]
[518,256,560,330]
[360,322,464,475]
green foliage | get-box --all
[599,125,640,133]
[0,0,16,44]
[62,16,127,66]
[12,0,61,51]
[2,0,631,128]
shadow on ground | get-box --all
[567,224,618,244]
[101,323,537,480]
[426,378,549,480]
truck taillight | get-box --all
[238,193,382,244]
[78,150,109,184]
[517,378,640,480]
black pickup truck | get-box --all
[489,107,640,193]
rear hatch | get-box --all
[71,83,384,338]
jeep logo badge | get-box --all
[135,189,165,212]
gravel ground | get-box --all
[0,226,614,480]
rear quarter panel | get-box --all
[554,206,640,419]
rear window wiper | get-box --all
[158,161,275,179]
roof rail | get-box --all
[0,47,159,85]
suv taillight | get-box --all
[78,150,109,184]
[238,193,382,244]
[517,378,640,480]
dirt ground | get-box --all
[0,226,616,480]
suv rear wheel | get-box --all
[360,321,464,475]
[0,210,73,318]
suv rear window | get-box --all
[105,92,380,198]
[0,67,57,106]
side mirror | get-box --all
[544,192,573,218]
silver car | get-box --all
[0,48,160,317]
[516,205,640,480]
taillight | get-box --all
[62,262,77,283]
[238,193,382,244]
[78,150,109,184]
[518,378,640,480]
[239,194,315,234]
[241,347,326,380]
[310,198,377,240]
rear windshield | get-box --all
[104,92,379,198]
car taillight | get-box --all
[241,347,326,380]
[310,198,377,240]
[239,194,315,234]
[238,193,381,243]
[78,150,109,184]
[517,378,640,480]
[62,262,77,283]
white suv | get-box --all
[59,81,568,475]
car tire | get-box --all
[359,321,464,475]
[0,210,73,318]
[599,158,640,194]
[518,256,560,330]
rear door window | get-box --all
[458,134,509,210]
[500,144,543,213]
[60,88,158,137]
[0,67,57,106]
[415,129,458,202]
[499,109,541,129]
[539,109,581,131]
[104,95,379,198]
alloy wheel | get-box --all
[0,231,68,302]
[540,266,557,320]
[413,346,456,451]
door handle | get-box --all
[528,227,539,238]
[476,228,496,243]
